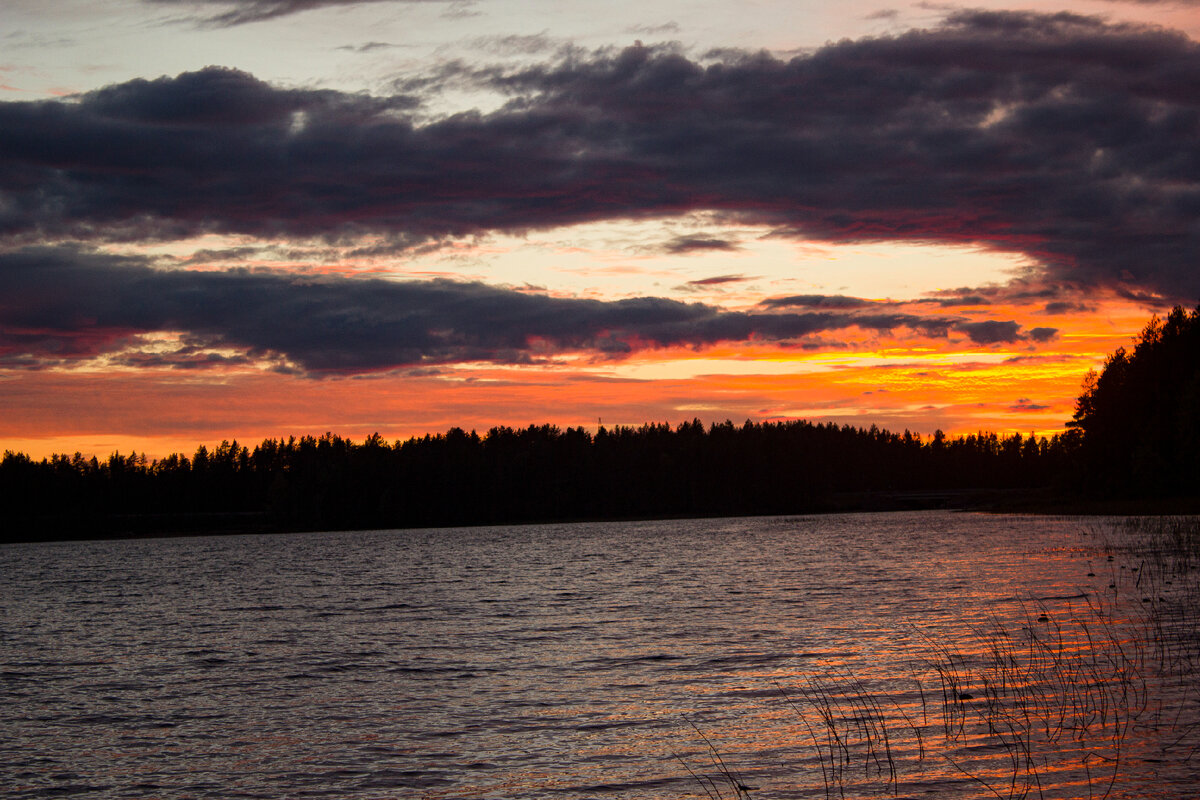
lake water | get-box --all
[2,511,1198,799]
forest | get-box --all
[3,306,1198,540]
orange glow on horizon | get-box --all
[0,290,1161,461]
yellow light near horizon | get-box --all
[0,286,1164,461]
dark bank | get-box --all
[4,306,1199,542]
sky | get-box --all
[2,0,1198,459]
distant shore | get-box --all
[7,489,1198,544]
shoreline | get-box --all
[6,489,1198,544]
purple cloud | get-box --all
[957,320,1023,345]
[1,12,1198,300]
[146,0,457,27]
[0,246,965,374]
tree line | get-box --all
[1067,304,1200,498]
[2,306,1196,540]
[2,421,1078,539]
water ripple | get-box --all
[2,512,1193,798]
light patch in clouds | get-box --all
[467,32,559,56]
[402,223,1027,304]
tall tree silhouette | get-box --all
[1069,305,1200,496]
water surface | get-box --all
[2,512,1195,798]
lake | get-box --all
[2,511,1197,799]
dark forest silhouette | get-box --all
[3,307,1197,541]
[1068,305,1200,498]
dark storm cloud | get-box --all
[146,0,458,27]
[685,274,754,286]
[625,22,682,36]
[1010,398,1050,412]
[956,319,1023,345]
[1027,326,1059,342]
[0,247,962,373]
[337,41,404,53]
[180,246,265,263]
[3,11,1200,298]
[926,295,990,308]
[760,294,874,310]
[762,296,1060,345]
[662,235,741,254]
[1043,301,1093,314]
[114,348,257,369]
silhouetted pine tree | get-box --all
[1069,305,1200,497]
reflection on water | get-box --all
[1,511,1197,798]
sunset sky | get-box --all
[2,0,1199,459]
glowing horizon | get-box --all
[1,290,1150,461]
[1,2,1197,461]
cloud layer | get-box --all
[146,0,446,27]
[2,11,1199,300]
[0,247,1043,373]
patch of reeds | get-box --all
[672,715,756,800]
[911,598,1143,799]
[775,671,901,798]
[677,516,1200,799]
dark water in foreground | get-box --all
[2,512,1197,799]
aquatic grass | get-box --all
[780,672,902,798]
[919,516,1200,795]
[673,715,756,800]
[679,516,1200,799]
